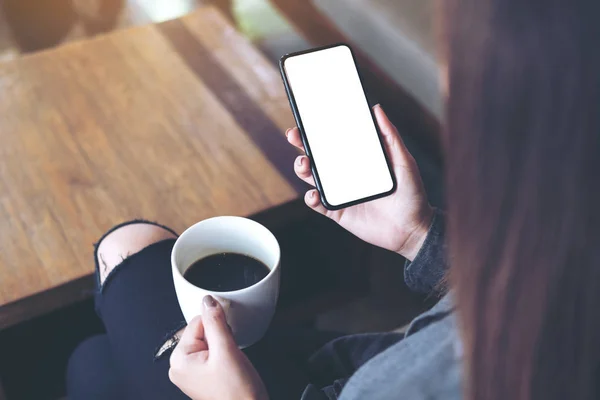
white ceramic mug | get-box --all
[171,216,281,348]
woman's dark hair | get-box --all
[444,1,600,399]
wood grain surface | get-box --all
[0,5,299,329]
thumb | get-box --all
[201,295,236,354]
[373,104,414,168]
[177,315,208,355]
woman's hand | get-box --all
[169,296,268,400]
[287,105,433,261]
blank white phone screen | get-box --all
[284,45,394,207]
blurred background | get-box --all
[0,0,298,61]
[0,0,442,118]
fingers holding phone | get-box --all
[293,155,315,187]
[285,127,303,150]
[283,105,433,261]
[287,105,417,183]
[286,127,313,184]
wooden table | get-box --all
[0,5,302,330]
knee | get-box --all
[97,223,177,284]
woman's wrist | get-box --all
[397,206,434,262]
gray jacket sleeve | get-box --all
[404,208,448,294]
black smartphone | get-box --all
[280,44,396,210]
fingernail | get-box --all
[297,157,304,167]
[376,104,383,112]
[203,295,217,308]
[285,128,292,138]
[309,190,316,199]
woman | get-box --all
[67,0,600,399]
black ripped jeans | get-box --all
[66,221,402,400]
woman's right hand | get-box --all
[169,296,268,400]
[287,105,433,261]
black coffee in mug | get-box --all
[184,252,270,292]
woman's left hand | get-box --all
[169,295,269,400]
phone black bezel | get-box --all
[279,43,397,211]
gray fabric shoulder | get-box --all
[339,298,462,400]
[404,294,454,337]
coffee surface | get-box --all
[184,253,270,292]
